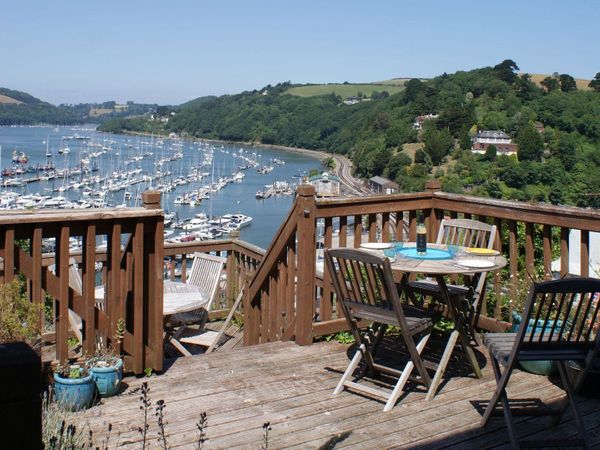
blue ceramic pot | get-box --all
[90,358,123,397]
[511,311,557,375]
[53,372,95,411]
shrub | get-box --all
[0,279,42,346]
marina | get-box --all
[0,125,321,248]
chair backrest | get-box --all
[436,218,496,249]
[516,277,600,362]
[187,252,226,311]
[324,248,411,331]
[437,219,497,307]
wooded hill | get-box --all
[0,88,159,125]
[0,88,78,125]
[100,63,600,207]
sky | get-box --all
[1,0,599,105]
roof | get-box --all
[369,176,399,188]
[476,130,511,139]
[309,174,340,182]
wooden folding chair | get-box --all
[325,248,437,412]
[167,253,226,355]
[481,277,600,449]
[408,218,497,337]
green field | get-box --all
[529,73,591,91]
[284,82,407,98]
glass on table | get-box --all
[447,244,459,258]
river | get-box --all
[0,125,323,249]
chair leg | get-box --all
[481,357,515,427]
[333,343,365,395]
[426,330,458,400]
[488,356,520,449]
[370,323,387,356]
[553,361,590,447]
[164,326,193,357]
[383,332,431,412]
[167,333,192,357]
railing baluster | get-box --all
[108,223,122,347]
[286,244,296,335]
[368,213,377,242]
[408,210,417,241]
[353,214,362,248]
[4,227,15,282]
[133,222,144,374]
[339,216,347,248]
[395,211,404,242]
[525,222,535,276]
[83,224,96,356]
[321,217,333,321]
[56,225,70,363]
[543,225,552,279]
[492,218,503,319]
[31,227,43,332]
[561,227,570,277]
[382,212,390,243]
[581,230,590,277]
[508,220,518,301]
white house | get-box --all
[471,130,518,156]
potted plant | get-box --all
[53,362,95,411]
[88,318,124,398]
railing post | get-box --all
[142,190,162,210]
[227,231,241,307]
[143,190,164,372]
[295,184,316,345]
[425,180,442,242]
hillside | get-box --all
[0,93,23,105]
[284,82,405,98]
[99,61,600,207]
[0,88,78,125]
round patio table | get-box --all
[383,243,507,399]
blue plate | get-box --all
[397,247,452,260]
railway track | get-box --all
[330,154,370,195]
[329,154,409,235]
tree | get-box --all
[540,76,560,93]
[493,59,520,84]
[553,133,578,170]
[589,72,600,92]
[559,74,577,92]
[422,123,454,165]
[482,144,497,161]
[516,125,544,161]
[386,152,411,179]
[403,79,423,103]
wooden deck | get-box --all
[79,339,600,449]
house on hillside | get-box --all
[343,96,360,105]
[413,114,439,130]
[534,121,545,134]
[471,130,518,156]
[369,176,398,194]
[309,173,341,197]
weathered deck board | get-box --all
[78,340,600,449]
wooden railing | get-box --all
[7,184,600,366]
[0,204,164,374]
[244,182,600,346]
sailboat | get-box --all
[45,137,52,158]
